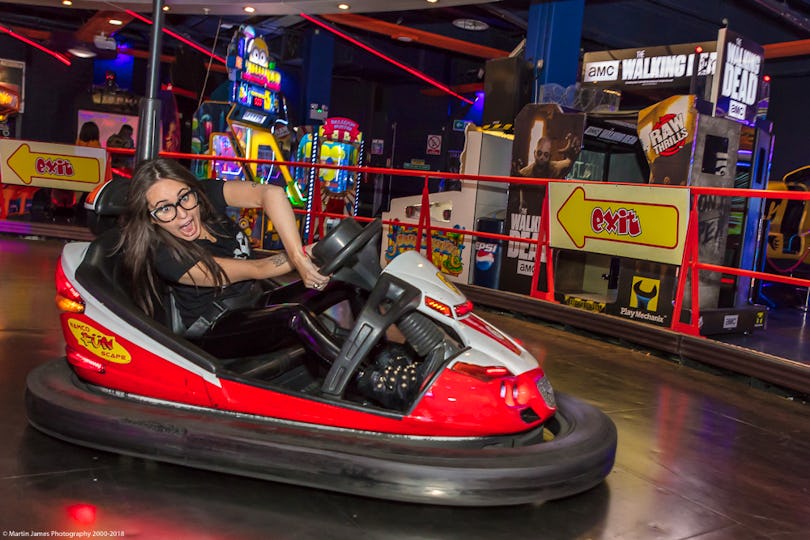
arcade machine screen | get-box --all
[256,143,284,187]
[211,133,244,181]
[231,123,250,157]
[573,118,648,183]
[320,140,354,195]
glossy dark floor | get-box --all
[716,286,810,364]
[1,236,808,540]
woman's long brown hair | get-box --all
[117,158,230,317]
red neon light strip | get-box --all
[0,25,71,66]
[300,13,474,105]
[124,10,226,64]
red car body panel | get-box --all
[60,311,553,436]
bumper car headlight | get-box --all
[536,376,556,409]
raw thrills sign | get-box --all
[711,29,763,125]
[649,113,688,156]
[637,95,698,185]
[582,42,716,89]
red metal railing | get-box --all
[19,145,810,337]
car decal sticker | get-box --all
[68,317,132,364]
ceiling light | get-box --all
[162,5,170,11]
[243,6,255,13]
[452,18,489,31]
[426,0,439,3]
[61,0,72,5]
[108,19,123,26]
[68,45,96,58]
[338,3,350,10]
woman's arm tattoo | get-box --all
[268,253,289,267]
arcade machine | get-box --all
[380,123,512,284]
[573,114,648,183]
[602,93,767,334]
[464,124,513,289]
[0,77,24,220]
[765,167,810,268]
[761,166,810,309]
[498,103,586,297]
[192,25,303,249]
[551,30,771,335]
[295,117,364,242]
[191,101,236,180]
[722,118,774,309]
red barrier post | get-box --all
[531,186,556,302]
[416,175,433,258]
[671,195,701,336]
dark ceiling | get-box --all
[2,1,810,88]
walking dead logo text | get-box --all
[583,50,716,84]
[507,213,540,277]
[717,37,763,122]
[649,113,688,156]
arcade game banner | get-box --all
[710,29,764,126]
[0,83,19,119]
[638,95,697,185]
[0,58,25,115]
[582,42,716,90]
[500,104,585,295]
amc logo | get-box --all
[583,60,620,82]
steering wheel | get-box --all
[315,218,382,276]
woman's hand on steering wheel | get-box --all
[296,247,330,290]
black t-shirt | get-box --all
[154,180,254,327]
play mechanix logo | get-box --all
[67,318,132,364]
[619,276,665,324]
[620,276,666,324]
[630,276,660,310]
[649,113,688,156]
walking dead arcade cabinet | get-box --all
[495,28,773,336]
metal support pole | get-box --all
[525,0,585,101]
[136,0,165,163]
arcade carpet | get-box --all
[1,236,808,539]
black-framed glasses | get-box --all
[149,190,199,222]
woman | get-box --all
[77,121,101,147]
[118,157,329,334]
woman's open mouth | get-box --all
[178,218,198,238]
